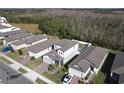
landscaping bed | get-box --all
[0,56,13,64]
[18,67,28,74]
[35,78,47,84]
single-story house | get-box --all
[68,46,108,80]
[10,34,48,50]
[3,32,33,46]
[28,39,59,58]
[0,30,24,39]
[43,39,79,66]
[110,52,124,84]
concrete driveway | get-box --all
[34,63,49,74]
[70,76,81,84]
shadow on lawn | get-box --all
[100,53,116,83]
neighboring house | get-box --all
[68,46,108,80]
[28,39,59,58]
[0,17,7,23]
[0,30,24,40]
[0,25,12,33]
[10,34,48,50]
[3,32,33,46]
[43,39,79,66]
[110,52,124,84]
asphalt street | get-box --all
[0,61,33,84]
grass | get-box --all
[0,56,13,64]
[26,58,43,69]
[18,67,28,74]
[35,78,47,84]
[6,48,28,61]
[11,23,40,33]
[95,71,106,84]
[6,52,21,61]
[42,67,67,84]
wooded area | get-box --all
[0,9,124,51]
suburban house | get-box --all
[3,32,33,46]
[110,52,124,84]
[28,39,59,58]
[10,34,48,50]
[0,30,24,40]
[43,39,79,66]
[0,17,7,23]
[0,25,13,33]
[68,46,108,80]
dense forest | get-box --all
[0,9,124,51]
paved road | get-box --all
[0,52,56,84]
[0,61,33,84]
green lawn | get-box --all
[35,78,47,84]
[42,67,67,84]
[95,71,106,84]
[18,67,28,74]
[6,48,28,61]
[0,56,13,64]
[6,52,21,61]
[26,58,43,69]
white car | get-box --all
[63,74,73,84]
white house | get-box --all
[10,34,48,50]
[28,39,59,58]
[43,39,79,66]
[3,32,33,46]
[68,46,108,80]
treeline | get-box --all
[38,16,124,51]
[1,9,124,51]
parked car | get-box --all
[63,74,73,84]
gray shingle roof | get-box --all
[69,46,108,72]
[111,52,124,74]
[55,39,78,52]
[0,30,24,37]
[45,49,64,62]
[28,39,59,53]
[0,25,10,29]
[5,32,33,42]
[11,34,48,46]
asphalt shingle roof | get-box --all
[69,46,108,72]
[5,32,33,42]
[11,34,48,46]
[111,52,124,74]
[28,39,59,53]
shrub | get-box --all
[18,49,23,55]
[31,57,35,61]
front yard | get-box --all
[42,67,68,84]
[25,58,43,69]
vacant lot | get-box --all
[11,23,40,33]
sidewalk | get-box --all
[0,52,56,84]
